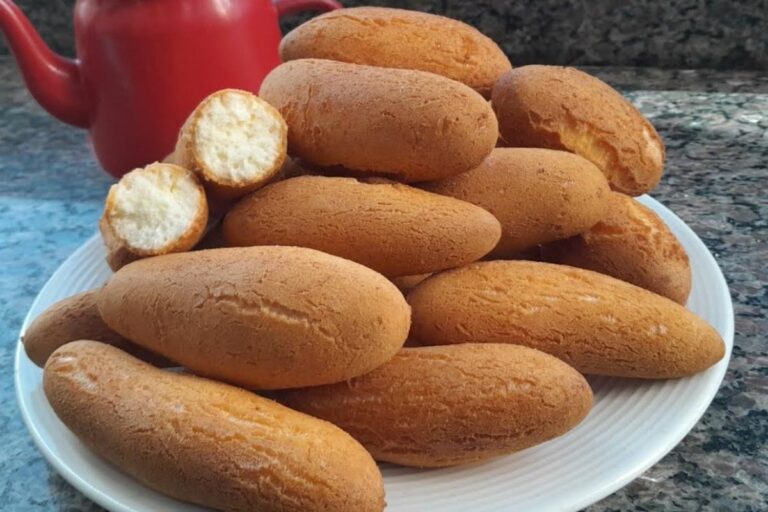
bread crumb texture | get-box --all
[104,163,206,255]
[194,90,286,184]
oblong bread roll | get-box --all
[172,89,287,198]
[259,59,498,183]
[222,176,501,277]
[44,341,385,512]
[408,261,724,379]
[278,344,592,467]
[22,290,169,367]
[423,148,610,257]
[279,7,511,98]
[101,162,208,261]
[97,246,411,389]
[492,65,665,196]
[542,192,692,304]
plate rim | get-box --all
[14,195,735,512]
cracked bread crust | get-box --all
[259,59,498,183]
[543,192,692,304]
[101,163,209,260]
[278,344,592,467]
[407,261,724,379]
[279,7,511,98]
[44,341,385,512]
[97,246,411,389]
[222,176,501,277]
[492,65,665,196]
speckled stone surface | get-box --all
[3,0,767,69]
[0,56,766,511]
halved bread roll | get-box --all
[171,89,287,198]
[99,162,208,270]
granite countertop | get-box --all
[0,56,765,511]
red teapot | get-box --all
[0,0,340,178]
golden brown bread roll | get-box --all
[423,148,610,257]
[492,65,665,196]
[44,341,385,512]
[223,176,501,277]
[170,89,287,199]
[259,59,498,183]
[542,192,692,304]
[278,344,592,467]
[22,290,169,367]
[97,246,410,389]
[279,7,511,98]
[408,261,724,379]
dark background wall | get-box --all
[3,0,767,69]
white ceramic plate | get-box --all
[15,195,733,512]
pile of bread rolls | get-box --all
[24,7,725,512]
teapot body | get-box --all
[75,0,285,176]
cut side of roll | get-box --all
[100,162,208,265]
[172,89,288,198]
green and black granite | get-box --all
[0,57,766,510]
[4,0,767,69]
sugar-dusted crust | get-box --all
[44,341,385,511]
[492,66,665,196]
[408,260,724,379]
[543,192,692,304]
[280,7,511,98]
[259,59,498,183]
[278,344,592,467]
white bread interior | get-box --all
[174,89,287,195]
[104,163,208,256]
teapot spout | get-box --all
[0,1,89,127]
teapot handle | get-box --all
[273,0,341,17]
